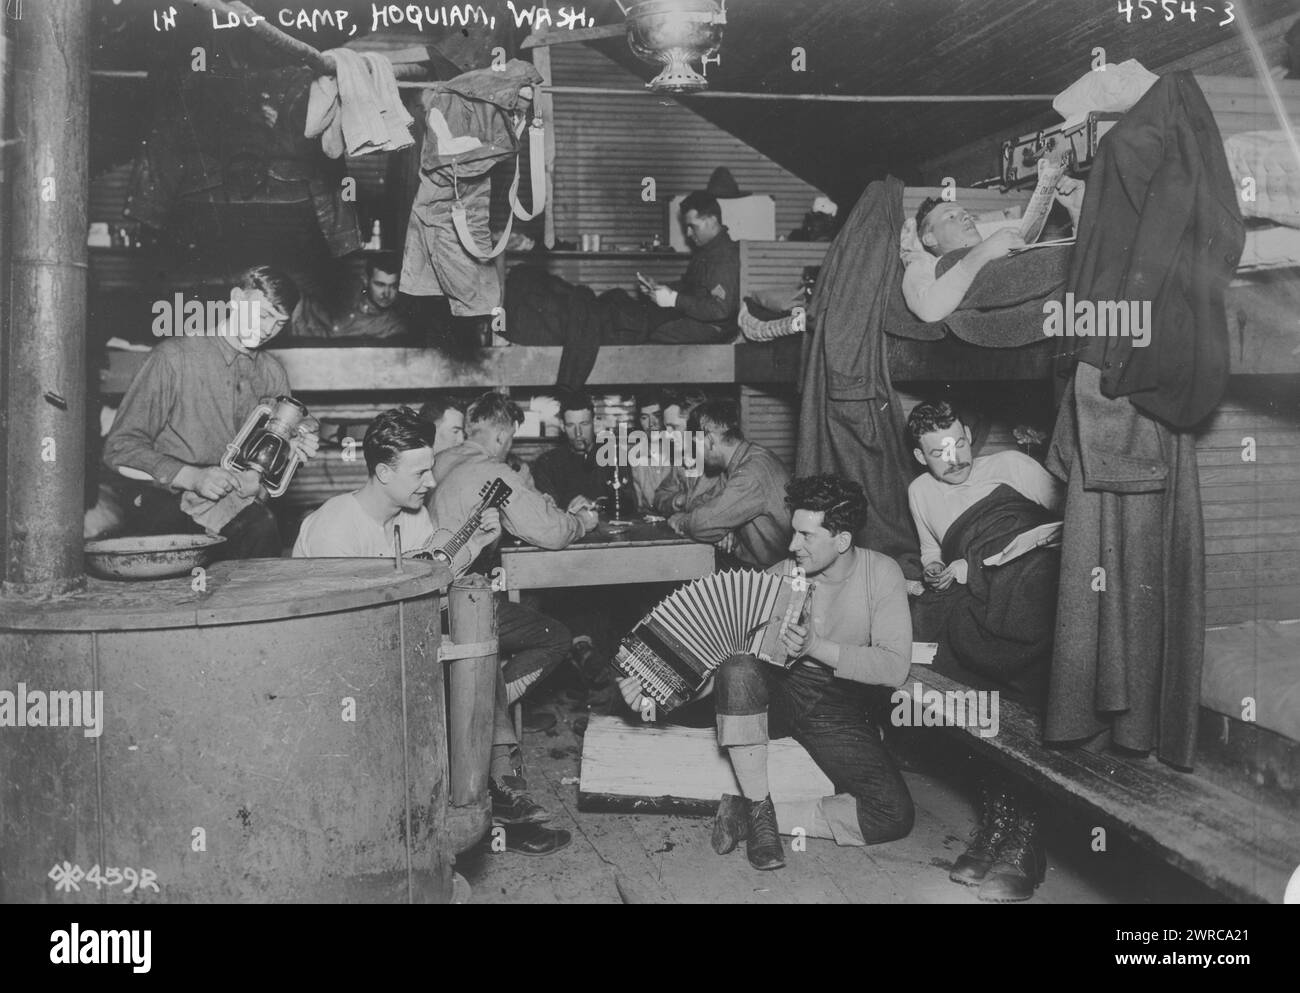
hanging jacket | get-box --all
[796,176,921,579]
[401,60,543,314]
[1068,71,1245,429]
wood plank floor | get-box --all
[456,680,1225,905]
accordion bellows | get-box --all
[614,569,813,712]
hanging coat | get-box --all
[796,176,922,579]
[401,60,542,316]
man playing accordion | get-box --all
[620,474,915,870]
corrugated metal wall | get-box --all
[548,45,825,249]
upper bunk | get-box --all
[98,74,1300,397]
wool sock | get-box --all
[728,744,769,800]
[490,744,517,783]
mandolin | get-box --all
[411,477,512,568]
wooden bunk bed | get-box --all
[881,75,1300,904]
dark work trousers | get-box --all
[121,484,283,560]
[497,597,571,707]
[646,317,734,344]
[715,653,915,846]
[602,292,734,345]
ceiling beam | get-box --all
[522,25,627,48]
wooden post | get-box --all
[3,0,91,597]
[445,575,498,848]
[0,14,14,582]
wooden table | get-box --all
[499,519,715,601]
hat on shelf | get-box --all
[705,166,749,199]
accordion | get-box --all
[614,569,813,713]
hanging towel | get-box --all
[305,49,389,158]
[361,51,414,153]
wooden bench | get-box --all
[906,665,1300,904]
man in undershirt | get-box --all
[902,176,1084,324]
[294,406,573,857]
[904,399,1062,901]
[619,474,916,870]
[907,400,1062,590]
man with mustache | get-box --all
[906,399,1062,902]
[907,400,1061,593]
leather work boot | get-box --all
[950,786,1014,886]
[490,775,552,825]
[711,793,750,855]
[503,823,573,857]
[978,804,1047,902]
[745,796,786,871]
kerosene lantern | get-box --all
[221,396,317,498]
[618,0,727,93]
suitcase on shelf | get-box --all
[1000,112,1123,187]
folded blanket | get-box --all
[305,49,400,158]
[361,52,414,153]
[927,484,1061,682]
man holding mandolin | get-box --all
[294,406,573,856]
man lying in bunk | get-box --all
[504,191,741,351]
[619,474,915,870]
[288,251,411,340]
[905,399,1062,901]
[666,399,792,570]
[903,169,1086,324]
[103,265,319,559]
[295,405,573,858]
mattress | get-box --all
[1225,130,1300,229]
[1237,223,1300,272]
[1202,618,1300,742]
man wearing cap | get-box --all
[635,173,742,344]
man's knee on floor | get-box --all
[541,618,572,658]
[859,789,915,845]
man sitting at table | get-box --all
[295,405,573,856]
[434,392,600,551]
[652,391,720,516]
[619,474,915,870]
[630,390,673,512]
[103,265,319,559]
[416,393,466,457]
[530,391,610,513]
[667,399,792,569]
